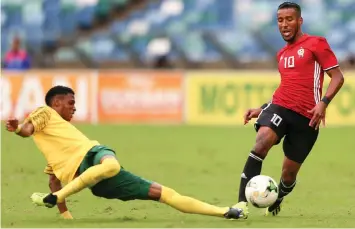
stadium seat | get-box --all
[1,0,354,65]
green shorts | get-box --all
[78,145,153,201]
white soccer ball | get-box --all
[245,175,279,208]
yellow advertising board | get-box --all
[186,70,355,126]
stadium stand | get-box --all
[1,0,354,69]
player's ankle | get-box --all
[269,197,283,210]
[44,193,58,205]
[238,199,247,203]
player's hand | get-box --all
[6,118,19,132]
[307,102,327,130]
[244,108,262,125]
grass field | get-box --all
[1,124,355,228]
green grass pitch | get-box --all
[2,124,354,227]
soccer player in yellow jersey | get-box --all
[6,86,244,220]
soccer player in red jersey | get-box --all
[234,2,345,218]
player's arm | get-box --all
[308,38,344,129]
[6,119,34,137]
[314,37,345,104]
[48,174,73,219]
[6,107,51,137]
[322,67,344,103]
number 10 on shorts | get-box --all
[271,114,282,127]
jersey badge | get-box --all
[297,47,304,58]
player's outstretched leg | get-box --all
[148,183,244,219]
[88,168,245,220]
[31,155,120,207]
[266,156,300,216]
[236,126,279,219]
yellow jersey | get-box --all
[25,106,99,184]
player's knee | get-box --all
[160,186,178,202]
[252,141,268,157]
[102,158,121,178]
[253,127,278,157]
[148,183,162,201]
[281,168,297,183]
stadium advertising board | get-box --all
[1,70,184,124]
[186,71,355,126]
[2,70,354,125]
[1,70,96,123]
[97,71,184,123]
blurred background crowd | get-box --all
[2,0,355,70]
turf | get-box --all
[1,124,354,228]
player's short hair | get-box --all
[45,86,75,106]
[278,2,301,17]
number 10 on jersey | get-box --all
[284,56,295,68]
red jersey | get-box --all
[272,34,339,119]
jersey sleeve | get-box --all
[44,164,54,175]
[313,37,339,71]
[28,106,52,133]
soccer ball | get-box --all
[245,175,278,208]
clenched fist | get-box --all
[6,118,19,132]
